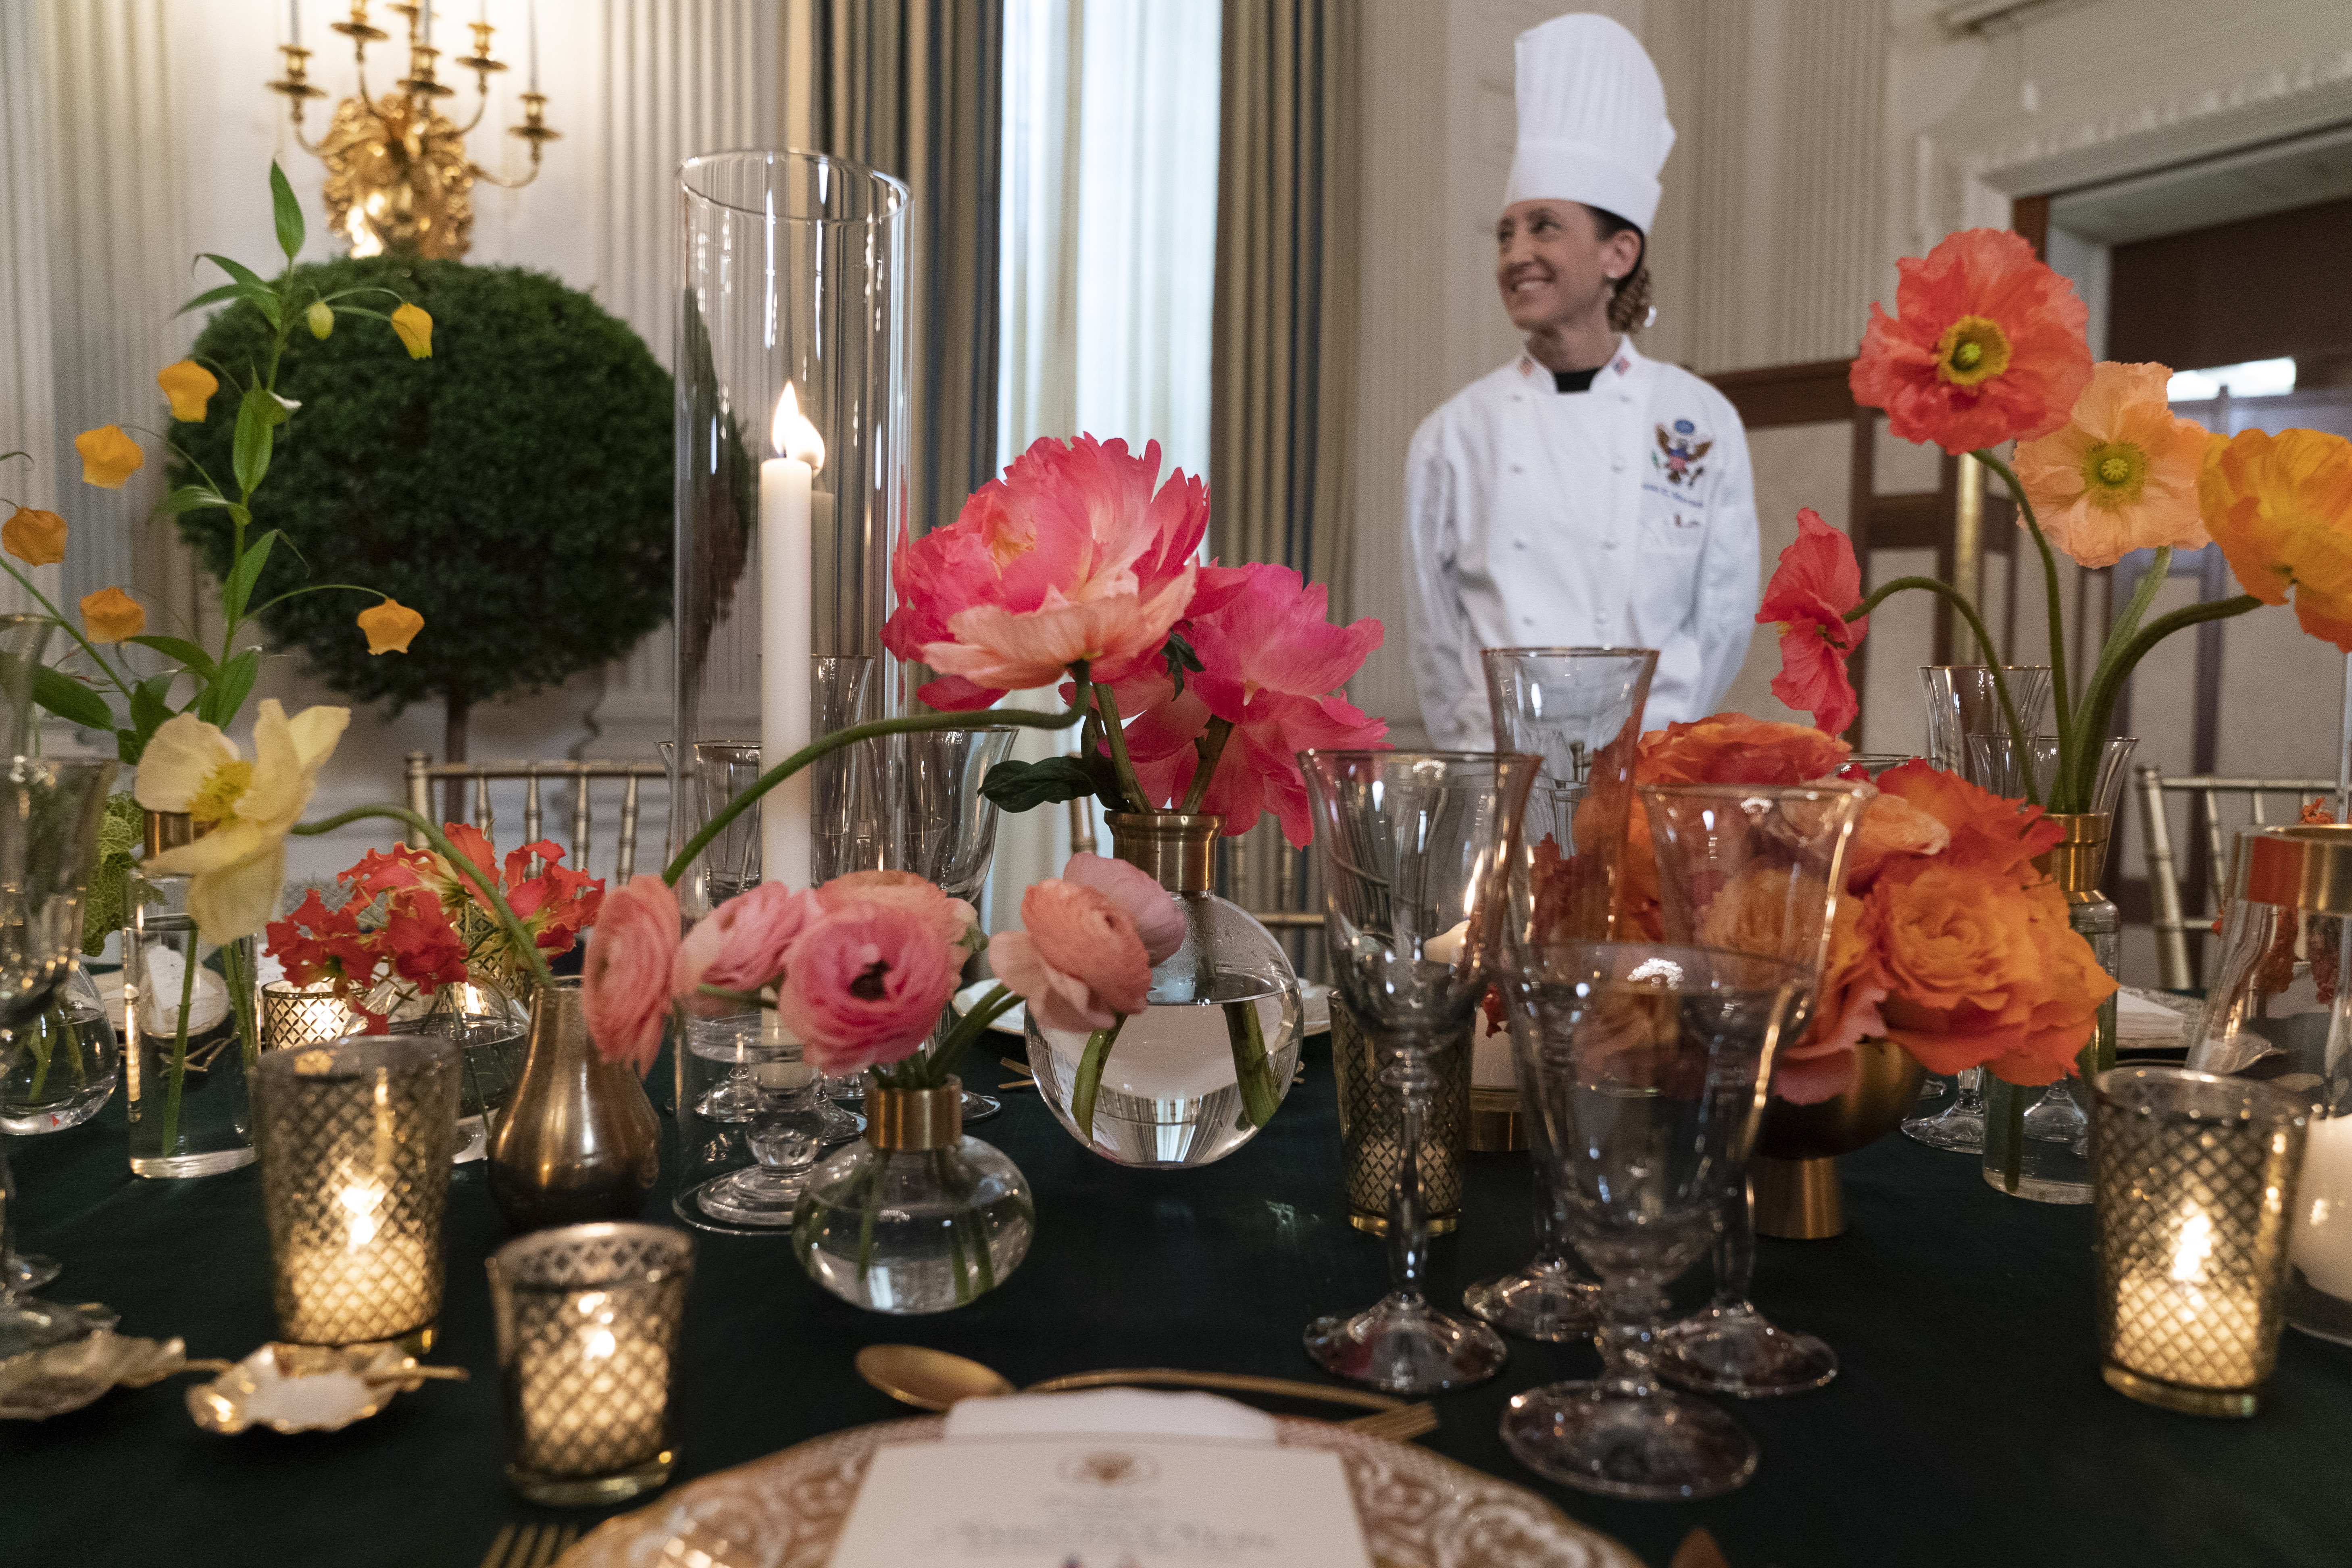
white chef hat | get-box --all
[1502,13,1675,233]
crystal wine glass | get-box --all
[1497,940,1809,1498]
[1465,647,1655,1343]
[1300,750,1536,1392]
[1640,782,1866,1399]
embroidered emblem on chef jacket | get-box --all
[1653,423,1712,486]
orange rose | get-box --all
[1844,788,1951,891]
[2,506,68,566]
[2198,427,2352,651]
[1697,863,1837,970]
[1776,895,1890,1105]
[2014,361,2211,568]
[1874,759,2060,877]
[1635,712,1851,786]
[1866,861,2112,1084]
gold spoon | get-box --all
[854,1345,1406,1415]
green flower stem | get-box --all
[25,1012,52,1100]
[874,983,1021,1093]
[2061,593,2262,810]
[292,805,557,993]
[1849,574,2037,806]
[1180,716,1235,815]
[1971,450,2074,745]
[1070,1014,1128,1145]
[1223,997,1281,1131]
[221,930,260,1076]
[158,940,198,1156]
[660,696,1088,889]
[1090,679,1150,815]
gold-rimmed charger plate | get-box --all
[557,1414,1639,1568]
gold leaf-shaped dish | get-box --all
[0,1331,193,1420]
[187,1342,428,1435]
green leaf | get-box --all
[116,728,144,765]
[269,162,304,262]
[980,754,1121,814]
[33,667,115,731]
[159,485,227,516]
[175,281,244,317]
[198,648,261,729]
[225,530,279,626]
[127,635,215,679]
[1162,631,1204,698]
[235,284,284,331]
[231,388,278,495]
[129,672,173,737]
[200,252,269,291]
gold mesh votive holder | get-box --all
[254,1034,461,1350]
[488,1222,694,1507]
[2092,1066,2310,1417]
[260,980,360,1052]
[1333,999,1470,1235]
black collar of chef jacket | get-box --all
[1551,365,1603,394]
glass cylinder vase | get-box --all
[124,814,261,1178]
[671,150,908,912]
[1023,813,1304,1166]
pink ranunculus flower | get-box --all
[881,435,1210,709]
[815,868,981,953]
[1121,563,1388,847]
[583,875,683,1074]
[1060,852,1186,965]
[672,882,819,998]
[774,904,963,1077]
[990,881,1155,1035]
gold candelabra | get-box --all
[266,2,560,260]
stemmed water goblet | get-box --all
[1463,647,1654,1343]
[1637,783,1867,1399]
[1300,750,1536,1393]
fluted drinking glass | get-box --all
[1299,750,1536,1393]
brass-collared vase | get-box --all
[1754,1037,1929,1239]
[487,978,661,1231]
[792,1075,1033,1314]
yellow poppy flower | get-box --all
[3,506,68,566]
[74,426,143,489]
[390,303,433,359]
[157,360,219,422]
[356,597,423,654]
[80,586,146,643]
[135,700,352,943]
[2200,427,2352,651]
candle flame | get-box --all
[2171,1210,2214,1282]
[339,1179,387,1250]
[772,383,825,471]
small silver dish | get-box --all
[0,1331,199,1420]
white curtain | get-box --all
[983,0,1222,927]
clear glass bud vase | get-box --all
[1024,812,1303,1167]
[792,1078,1033,1313]
[124,814,261,1178]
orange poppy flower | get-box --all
[74,425,144,489]
[1756,508,1869,735]
[1849,228,2093,455]
[81,585,146,643]
[2013,361,2210,567]
[357,598,424,654]
[2,506,67,566]
[2198,427,2352,651]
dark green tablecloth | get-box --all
[11,1036,2352,1568]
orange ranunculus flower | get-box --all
[1866,861,2112,1085]
[1874,758,2060,877]
[1635,712,1851,786]
[1849,228,2094,456]
[2,506,67,566]
[157,360,219,423]
[390,303,433,359]
[357,598,423,654]
[81,585,145,643]
[1776,895,1891,1104]
[2198,427,2352,651]
[2014,361,2210,568]
[74,425,143,489]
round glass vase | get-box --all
[1024,812,1303,1167]
[0,965,119,1135]
[792,1078,1033,1314]
[124,813,261,1178]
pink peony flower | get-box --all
[815,868,981,952]
[1061,852,1186,964]
[773,904,963,1076]
[582,875,683,1074]
[881,435,1209,709]
[990,882,1153,1034]
[673,882,820,998]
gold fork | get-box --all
[1342,1402,1438,1443]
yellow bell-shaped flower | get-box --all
[3,506,68,566]
[390,303,433,359]
[80,586,145,643]
[157,360,219,422]
[74,426,144,489]
[357,597,423,654]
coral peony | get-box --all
[583,876,682,1074]
[2014,362,2211,568]
[773,903,962,1076]
[882,435,1208,708]
[989,879,1155,1033]
[673,882,819,997]
[1850,228,2093,455]
[2199,427,2352,651]
[1757,509,1869,735]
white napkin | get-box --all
[2117,987,2197,1048]
[942,1387,1277,1443]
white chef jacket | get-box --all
[1404,338,1758,750]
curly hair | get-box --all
[1589,206,1652,333]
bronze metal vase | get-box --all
[1752,1037,1927,1239]
[488,978,661,1232]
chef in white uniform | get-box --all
[1405,13,1757,749]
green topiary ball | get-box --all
[168,257,672,752]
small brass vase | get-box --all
[1754,1037,1927,1239]
[488,979,661,1232]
